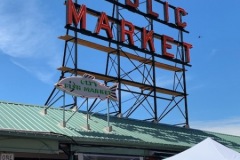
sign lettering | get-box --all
[66,0,192,63]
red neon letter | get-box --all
[66,0,86,29]
[175,7,187,28]
[162,35,174,59]
[95,12,113,39]
[164,2,169,22]
[183,42,192,63]
[142,28,155,52]
[147,0,159,18]
[125,0,139,8]
[121,19,135,46]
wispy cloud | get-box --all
[187,75,206,92]
[11,59,32,73]
[209,48,218,58]
[11,59,56,84]
[187,76,205,91]
[0,0,62,83]
[156,75,173,88]
[191,117,240,136]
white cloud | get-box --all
[191,117,240,136]
[0,0,62,83]
[11,60,32,73]
[35,71,56,84]
[1,1,41,57]
[11,59,56,84]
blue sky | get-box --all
[0,0,239,136]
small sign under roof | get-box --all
[1,153,14,160]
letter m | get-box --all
[66,0,86,29]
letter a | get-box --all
[95,12,113,39]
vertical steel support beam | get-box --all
[116,1,122,115]
[73,0,78,108]
[180,30,189,127]
[150,19,158,122]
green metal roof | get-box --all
[0,101,240,153]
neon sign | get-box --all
[66,0,192,63]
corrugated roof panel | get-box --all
[0,103,29,130]
[0,101,240,152]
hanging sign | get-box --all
[55,74,118,101]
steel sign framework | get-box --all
[44,0,192,127]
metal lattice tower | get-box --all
[44,0,191,127]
